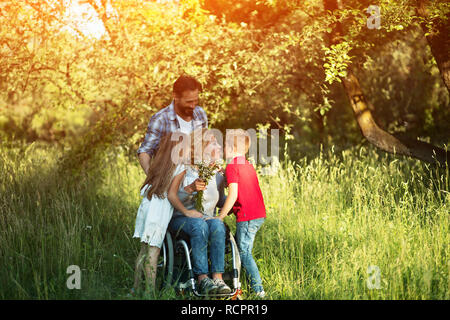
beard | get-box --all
[181,106,194,117]
[174,100,194,118]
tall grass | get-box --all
[0,143,448,299]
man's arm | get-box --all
[194,106,208,129]
[202,107,208,129]
[138,153,152,175]
[137,115,163,174]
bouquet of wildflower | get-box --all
[193,161,221,212]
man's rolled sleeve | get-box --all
[194,106,208,129]
[200,107,208,129]
[137,115,163,157]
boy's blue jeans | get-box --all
[169,217,226,276]
[235,218,265,293]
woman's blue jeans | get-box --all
[169,216,226,276]
[235,218,265,293]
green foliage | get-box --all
[357,30,450,141]
[1,143,448,299]
[323,41,352,84]
[1,0,448,301]
[0,0,448,166]
[202,0,296,27]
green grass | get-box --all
[0,142,448,300]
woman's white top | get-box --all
[173,165,226,219]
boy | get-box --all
[214,129,267,298]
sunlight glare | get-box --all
[64,0,106,39]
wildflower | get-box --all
[193,160,221,212]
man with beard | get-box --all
[137,75,208,174]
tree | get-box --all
[1,0,447,168]
[202,0,295,27]
[322,0,449,165]
[416,0,450,92]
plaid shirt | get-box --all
[137,100,208,157]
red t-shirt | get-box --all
[225,156,266,222]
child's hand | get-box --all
[205,210,227,221]
[184,209,204,218]
[204,215,225,221]
[218,208,230,217]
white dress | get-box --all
[133,164,185,248]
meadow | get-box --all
[0,142,448,300]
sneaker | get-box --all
[212,279,232,294]
[198,277,218,295]
[255,290,266,298]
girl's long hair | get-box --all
[142,132,187,200]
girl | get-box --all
[132,132,201,294]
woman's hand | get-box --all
[184,209,204,218]
[184,178,206,194]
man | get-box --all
[137,75,208,174]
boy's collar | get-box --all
[227,155,246,164]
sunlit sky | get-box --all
[63,0,107,39]
[63,0,178,39]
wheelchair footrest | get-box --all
[177,279,196,293]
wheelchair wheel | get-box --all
[168,226,243,298]
[156,232,174,289]
[173,239,194,293]
[224,232,241,288]
[229,233,241,280]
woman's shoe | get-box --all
[212,279,232,294]
[198,277,218,295]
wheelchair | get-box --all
[155,222,242,298]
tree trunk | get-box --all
[323,0,449,165]
[342,71,448,164]
[314,109,326,147]
[416,0,450,93]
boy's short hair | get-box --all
[227,129,251,154]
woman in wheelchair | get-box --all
[167,129,231,295]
